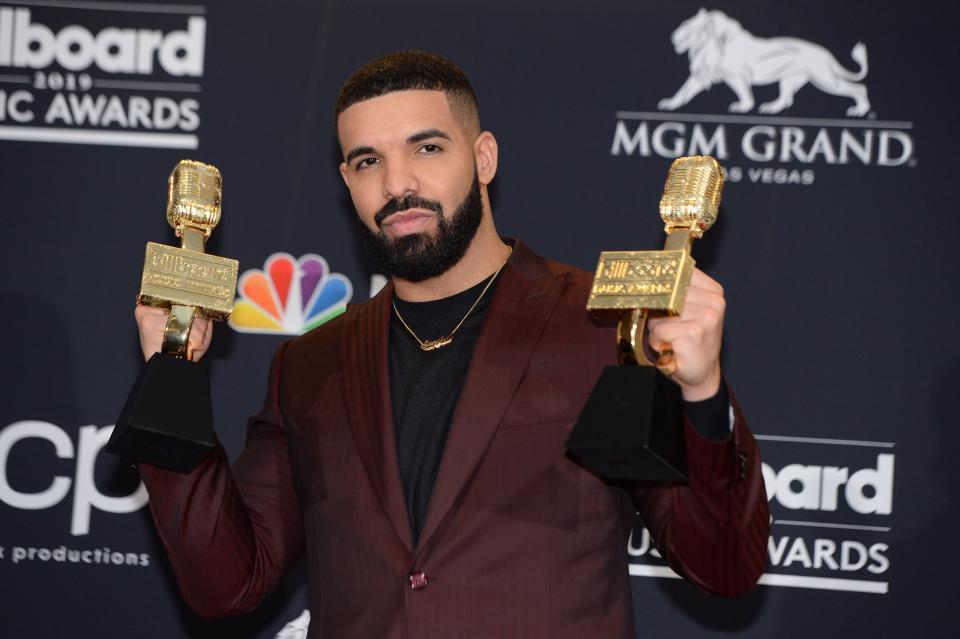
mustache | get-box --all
[374,195,443,227]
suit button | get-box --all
[409,571,429,591]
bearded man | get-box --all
[135,50,769,638]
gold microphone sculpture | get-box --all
[109,160,239,472]
[566,156,723,481]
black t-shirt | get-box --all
[389,276,497,545]
[388,275,730,546]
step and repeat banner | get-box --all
[1,0,957,636]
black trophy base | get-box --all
[566,365,687,482]
[108,352,216,473]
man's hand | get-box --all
[134,305,213,362]
[645,268,724,401]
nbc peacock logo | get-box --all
[229,253,353,335]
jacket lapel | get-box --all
[416,242,571,551]
[340,283,414,553]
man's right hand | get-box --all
[135,305,213,362]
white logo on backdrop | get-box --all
[629,434,896,594]
[274,609,310,639]
[658,8,870,116]
[0,421,147,536]
[0,2,207,149]
[0,420,153,570]
[609,9,917,184]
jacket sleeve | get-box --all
[138,342,305,618]
[630,387,770,596]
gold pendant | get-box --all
[420,336,453,351]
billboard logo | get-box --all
[763,453,893,514]
[658,9,869,116]
[229,253,353,335]
[629,434,896,594]
[0,3,208,149]
[0,8,205,76]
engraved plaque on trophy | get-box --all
[566,156,723,482]
[108,160,239,472]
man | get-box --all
[135,50,769,638]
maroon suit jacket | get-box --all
[140,240,769,638]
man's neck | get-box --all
[392,222,510,302]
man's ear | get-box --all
[339,161,349,187]
[474,132,498,186]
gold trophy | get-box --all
[109,160,239,472]
[566,156,723,481]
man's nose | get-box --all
[382,157,419,200]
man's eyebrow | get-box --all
[345,145,376,165]
[407,128,452,145]
[344,129,450,164]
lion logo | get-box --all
[658,8,870,116]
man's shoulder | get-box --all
[544,256,593,288]
[279,291,381,363]
[274,294,382,385]
[288,307,346,348]
[511,239,594,292]
[512,242,615,363]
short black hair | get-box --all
[335,50,480,134]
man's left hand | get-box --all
[645,268,725,401]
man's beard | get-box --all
[358,174,483,283]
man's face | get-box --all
[338,90,483,282]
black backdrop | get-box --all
[2,0,958,636]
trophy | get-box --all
[566,156,723,482]
[108,160,239,472]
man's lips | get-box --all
[380,208,436,236]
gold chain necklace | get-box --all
[392,247,513,352]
